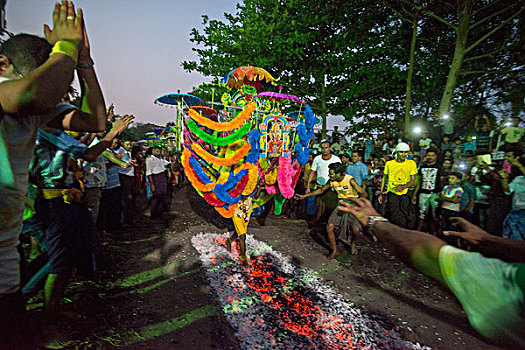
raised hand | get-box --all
[43,1,83,46]
[78,10,91,63]
[111,114,134,134]
[107,103,115,122]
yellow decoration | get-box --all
[265,168,278,185]
[232,197,253,236]
[215,140,249,183]
[241,164,258,195]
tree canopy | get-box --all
[183,0,524,137]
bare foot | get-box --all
[326,250,338,260]
[240,256,248,267]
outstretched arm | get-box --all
[82,115,134,162]
[295,183,330,199]
[103,150,129,167]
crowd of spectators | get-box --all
[293,117,525,345]
[18,119,180,345]
[299,114,525,258]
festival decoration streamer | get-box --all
[182,150,216,192]
[188,102,255,131]
[192,141,251,166]
[186,119,251,146]
[169,66,315,255]
[215,205,236,218]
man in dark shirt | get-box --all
[475,115,491,154]
[413,147,442,233]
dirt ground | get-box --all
[23,185,511,349]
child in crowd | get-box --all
[459,172,476,222]
[440,172,464,230]
[382,138,395,157]
[441,157,454,180]
[500,148,525,240]
[438,149,453,165]
[419,132,432,158]
[440,134,452,152]
[463,135,476,154]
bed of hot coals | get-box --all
[192,233,430,349]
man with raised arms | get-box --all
[0,1,107,344]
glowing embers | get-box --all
[192,233,430,350]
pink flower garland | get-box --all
[277,156,296,198]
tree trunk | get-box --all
[404,16,418,130]
[438,3,471,116]
[321,77,327,138]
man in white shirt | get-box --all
[306,139,341,225]
[146,147,170,218]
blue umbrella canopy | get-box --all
[154,92,203,107]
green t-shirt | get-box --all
[501,126,525,143]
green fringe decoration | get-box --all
[186,119,251,146]
[273,193,286,215]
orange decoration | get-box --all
[215,204,236,218]
[182,149,216,192]
[188,102,255,131]
[192,141,251,166]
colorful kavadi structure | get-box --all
[155,66,317,265]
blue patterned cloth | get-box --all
[502,209,525,241]
[29,129,87,189]
[104,158,121,189]
[345,161,369,186]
